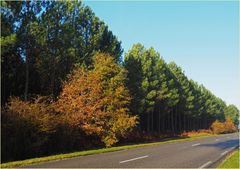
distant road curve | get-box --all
[25,133,239,168]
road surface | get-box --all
[25,133,239,168]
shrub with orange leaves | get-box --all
[211,120,225,134]
[211,118,237,134]
[1,96,57,161]
[180,129,213,137]
[55,53,137,147]
[224,117,237,133]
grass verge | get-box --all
[218,149,239,168]
[0,133,224,168]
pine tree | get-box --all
[224,105,239,127]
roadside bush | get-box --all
[1,96,57,162]
[180,129,213,137]
[1,96,103,162]
[211,120,225,134]
[211,118,237,134]
[224,117,237,133]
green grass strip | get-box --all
[0,134,219,168]
[218,149,239,168]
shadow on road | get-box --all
[199,139,239,150]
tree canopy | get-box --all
[1,0,123,103]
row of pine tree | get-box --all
[124,44,239,133]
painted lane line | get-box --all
[221,147,236,156]
[192,143,201,147]
[198,161,212,169]
[119,155,149,164]
[229,147,236,151]
[221,150,229,156]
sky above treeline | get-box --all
[84,0,239,108]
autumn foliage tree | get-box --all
[224,117,237,133]
[211,120,225,134]
[211,118,237,134]
[55,53,137,147]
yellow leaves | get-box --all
[82,123,103,135]
[5,96,57,134]
[0,34,16,47]
[211,118,237,134]
[55,52,137,147]
[181,129,213,137]
[211,120,225,134]
[101,134,118,148]
[224,117,237,133]
[113,113,137,135]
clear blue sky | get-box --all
[84,0,239,108]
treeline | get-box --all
[124,44,239,133]
[1,0,239,163]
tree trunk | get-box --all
[179,111,182,132]
[162,114,165,132]
[50,56,56,96]
[171,108,175,133]
[151,111,154,132]
[168,112,171,132]
[158,110,161,132]
[147,113,150,132]
[183,113,186,131]
[24,50,29,101]
[175,107,178,132]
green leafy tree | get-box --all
[1,1,25,103]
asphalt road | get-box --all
[26,133,239,168]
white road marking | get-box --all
[229,147,236,151]
[221,147,237,156]
[221,150,229,156]
[119,155,149,164]
[192,143,201,146]
[199,161,212,168]
[215,139,219,141]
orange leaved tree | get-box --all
[224,117,237,133]
[211,118,237,134]
[55,53,137,147]
[211,120,225,134]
